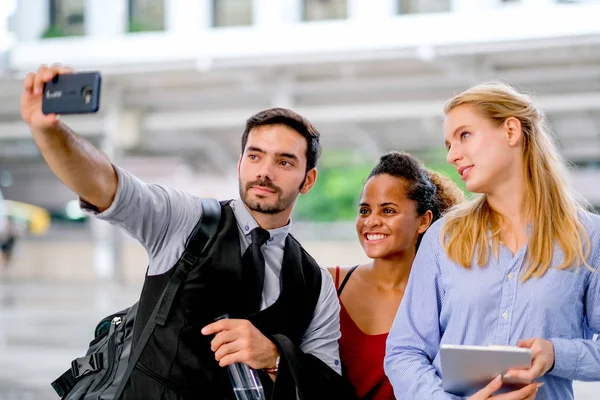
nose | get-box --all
[256,159,275,181]
[364,214,382,229]
[446,145,462,165]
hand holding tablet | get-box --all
[440,344,534,397]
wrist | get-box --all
[264,355,280,375]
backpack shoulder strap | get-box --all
[114,198,221,400]
[154,197,221,325]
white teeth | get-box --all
[462,166,472,177]
[367,234,388,241]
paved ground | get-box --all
[0,280,598,400]
[0,280,142,400]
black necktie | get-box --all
[242,227,270,314]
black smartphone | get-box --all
[42,71,102,115]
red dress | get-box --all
[336,266,396,400]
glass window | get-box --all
[398,0,451,14]
[303,0,347,21]
[45,0,85,38]
[129,0,165,32]
[213,0,253,27]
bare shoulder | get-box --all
[326,266,336,278]
[326,265,357,290]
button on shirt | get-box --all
[384,212,600,400]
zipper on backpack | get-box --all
[92,316,123,391]
[109,317,122,334]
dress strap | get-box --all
[337,265,359,296]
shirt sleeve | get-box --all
[384,223,460,400]
[299,268,342,374]
[549,239,600,381]
[80,165,203,275]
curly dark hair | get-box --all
[367,151,465,246]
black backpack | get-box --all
[51,198,222,399]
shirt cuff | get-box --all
[79,164,124,219]
[548,338,578,380]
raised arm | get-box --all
[21,65,117,211]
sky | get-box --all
[0,0,16,52]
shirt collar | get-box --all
[231,198,291,245]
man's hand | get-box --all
[202,319,279,370]
[21,64,74,131]
[505,338,555,382]
[468,375,542,400]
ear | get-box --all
[417,210,433,235]
[300,168,317,195]
[237,155,242,176]
[504,117,523,147]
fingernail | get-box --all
[537,382,545,388]
[495,374,502,382]
[503,373,511,379]
[201,328,207,334]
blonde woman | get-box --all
[384,83,600,400]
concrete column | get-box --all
[254,0,294,26]
[349,0,396,20]
[271,73,295,109]
[86,0,127,37]
[166,0,210,34]
[90,86,141,283]
[521,0,554,8]
[13,0,49,41]
[453,0,498,12]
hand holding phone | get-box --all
[20,65,102,133]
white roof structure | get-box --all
[1,0,600,206]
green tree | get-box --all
[293,151,373,222]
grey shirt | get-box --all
[82,165,342,374]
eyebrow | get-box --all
[246,146,300,162]
[444,125,468,148]
[358,202,399,207]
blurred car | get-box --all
[3,199,51,236]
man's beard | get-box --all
[240,178,299,214]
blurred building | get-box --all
[0,0,600,279]
[2,4,600,398]
[1,0,600,203]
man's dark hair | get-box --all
[241,107,322,172]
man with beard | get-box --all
[21,65,351,399]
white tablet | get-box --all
[440,344,532,397]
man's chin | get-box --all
[246,199,282,214]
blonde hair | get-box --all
[440,82,592,281]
